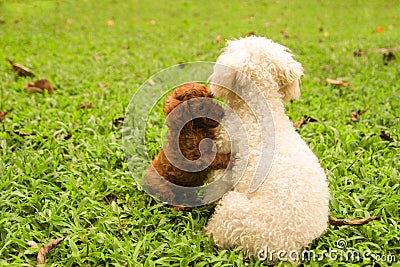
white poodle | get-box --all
[205,36,330,263]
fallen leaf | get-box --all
[329,215,380,226]
[12,18,20,24]
[215,35,222,43]
[77,103,95,110]
[383,51,396,65]
[7,59,35,77]
[388,24,395,30]
[323,31,329,37]
[27,241,39,249]
[264,22,271,27]
[99,83,108,88]
[149,20,156,25]
[0,111,7,122]
[12,130,36,137]
[104,194,118,204]
[380,131,394,142]
[353,49,364,57]
[55,134,72,140]
[66,19,73,25]
[25,79,54,94]
[113,116,125,127]
[204,21,209,26]
[148,79,156,86]
[281,30,290,38]
[37,237,64,265]
[322,65,331,71]
[107,20,114,26]
[351,109,368,122]
[173,205,186,212]
[293,115,318,129]
[245,31,256,37]
[375,26,384,33]
[326,78,350,87]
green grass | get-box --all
[0,0,399,266]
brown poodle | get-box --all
[144,82,232,204]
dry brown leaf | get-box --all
[322,66,331,71]
[66,19,73,25]
[293,115,318,129]
[329,215,380,226]
[107,20,114,26]
[7,59,35,77]
[281,30,290,38]
[77,103,95,110]
[27,240,39,249]
[14,130,35,136]
[380,131,394,142]
[323,31,329,37]
[173,205,186,212]
[0,111,7,122]
[353,49,364,57]
[264,22,271,27]
[204,21,209,26]
[148,79,156,86]
[383,51,396,65]
[351,109,368,122]
[25,79,54,94]
[326,78,350,87]
[113,116,126,127]
[215,35,222,43]
[55,134,72,140]
[388,24,395,30]
[375,26,384,33]
[37,237,64,265]
[245,31,256,37]
[149,20,156,26]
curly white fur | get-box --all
[205,36,330,263]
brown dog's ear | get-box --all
[163,97,181,115]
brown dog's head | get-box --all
[164,82,224,130]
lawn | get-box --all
[0,0,399,266]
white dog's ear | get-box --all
[276,60,304,102]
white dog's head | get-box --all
[209,36,304,103]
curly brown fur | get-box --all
[145,82,232,203]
